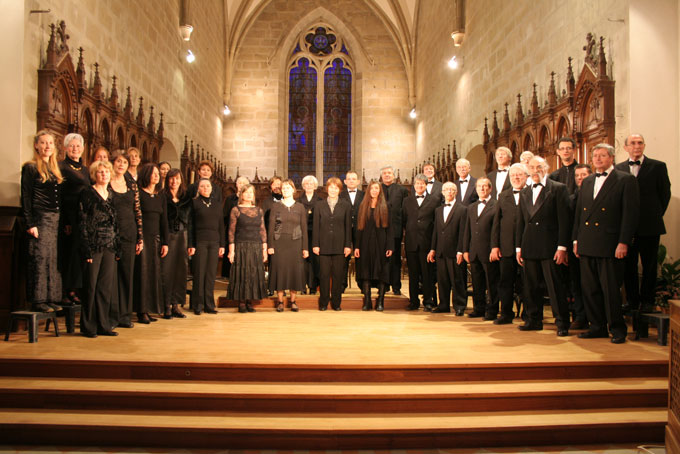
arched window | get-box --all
[287,25,353,185]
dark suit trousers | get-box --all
[406,249,434,306]
[523,259,570,328]
[624,234,660,309]
[453,261,469,310]
[435,257,457,309]
[568,251,586,322]
[580,256,627,337]
[191,241,219,312]
[498,256,520,318]
[111,239,135,327]
[81,249,116,336]
[389,234,403,292]
[304,253,320,292]
[319,254,345,309]
[470,259,499,315]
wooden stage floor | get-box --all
[0,302,668,367]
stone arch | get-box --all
[464,144,487,178]
[159,139,179,167]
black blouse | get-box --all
[166,192,192,233]
[78,186,120,259]
[59,156,90,228]
[21,163,61,229]
[139,189,169,246]
[111,179,143,244]
[228,206,266,244]
[188,196,226,248]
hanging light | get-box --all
[409,108,417,119]
[448,56,459,69]
[186,49,195,63]
[223,105,231,116]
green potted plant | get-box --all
[655,244,680,313]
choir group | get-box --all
[21,130,670,343]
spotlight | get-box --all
[186,49,195,63]
[409,108,417,119]
[448,56,459,69]
[223,105,231,116]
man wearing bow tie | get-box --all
[488,147,513,199]
[340,171,365,291]
[490,163,529,324]
[427,182,467,314]
[381,165,409,295]
[516,157,571,336]
[403,174,441,310]
[573,144,639,343]
[615,134,671,313]
[453,158,478,313]
[413,163,443,202]
[462,178,499,319]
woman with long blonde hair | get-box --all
[21,130,64,312]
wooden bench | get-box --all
[4,311,60,343]
[634,311,670,346]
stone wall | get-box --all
[20,0,225,172]
[414,0,631,176]
[221,0,415,183]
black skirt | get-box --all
[227,241,267,301]
[268,233,305,292]
[27,211,62,304]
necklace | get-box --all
[201,198,212,208]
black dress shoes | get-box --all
[148,316,158,322]
[98,331,118,336]
[483,313,497,321]
[493,316,513,325]
[407,303,420,311]
[137,314,151,324]
[205,309,218,314]
[556,328,569,337]
[194,311,202,315]
[81,332,97,338]
[518,322,543,331]
[611,336,627,344]
[375,302,384,312]
[319,306,328,311]
[577,330,609,339]
[163,313,173,320]
[172,310,187,318]
[246,303,255,313]
[239,303,247,313]
[569,319,588,330]
[455,309,465,316]
[432,307,450,313]
[118,322,134,328]
[333,307,342,311]
[467,311,485,318]
[423,304,434,312]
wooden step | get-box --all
[218,293,411,310]
[0,358,668,382]
[0,377,667,413]
[0,407,666,449]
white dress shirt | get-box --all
[477,197,490,216]
[593,165,614,198]
[531,176,548,204]
[495,168,509,198]
[628,155,644,177]
[347,189,357,205]
[443,200,454,222]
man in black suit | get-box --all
[516,157,572,336]
[487,147,513,199]
[616,134,671,313]
[453,158,477,313]
[428,182,467,314]
[221,176,250,277]
[490,163,529,324]
[381,165,409,295]
[340,170,364,291]
[549,137,579,194]
[403,174,441,311]
[574,143,640,343]
[462,178,499,319]
[417,163,443,202]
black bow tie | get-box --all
[629,160,641,166]
[428,180,434,184]
[445,203,452,207]
[533,183,543,189]
[596,172,608,177]
[513,190,521,194]
[348,190,356,193]
[498,169,508,173]
[459,179,468,183]
[479,200,487,204]
[415,195,425,199]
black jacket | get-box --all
[491,188,521,258]
[487,169,512,200]
[431,202,466,258]
[382,182,408,238]
[455,175,479,206]
[402,193,440,252]
[312,199,352,254]
[463,198,497,263]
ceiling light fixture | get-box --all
[223,105,231,116]
[448,56,459,69]
[409,108,417,119]
[186,49,195,63]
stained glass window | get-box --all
[323,59,351,182]
[288,58,317,185]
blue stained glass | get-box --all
[288,58,317,186]
[323,59,351,183]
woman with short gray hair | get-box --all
[297,174,322,294]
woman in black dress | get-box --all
[268,179,309,312]
[186,160,223,204]
[298,175,322,294]
[188,178,225,315]
[59,133,90,306]
[78,160,120,338]
[161,169,190,318]
[312,177,352,311]
[21,130,64,312]
[125,147,141,184]
[354,180,393,311]
[134,163,169,323]
[227,184,268,313]
[109,150,143,328]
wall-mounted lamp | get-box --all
[409,108,417,119]
[223,105,231,116]
[186,49,195,63]
[179,24,194,41]
[448,56,459,69]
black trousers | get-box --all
[304,252,320,293]
[568,251,587,323]
[110,239,135,327]
[319,254,346,309]
[435,256,457,310]
[453,261,469,311]
[406,248,435,306]
[624,234,660,309]
[389,235,403,292]
[162,231,188,309]
[470,258,499,315]
[580,255,627,337]
[498,256,520,318]
[81,249,116,336]
[191,241,219,312]
[523,258,570,329]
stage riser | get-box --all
[0,360,667,382]
[0,391,666,413]
[0,424,665,449]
